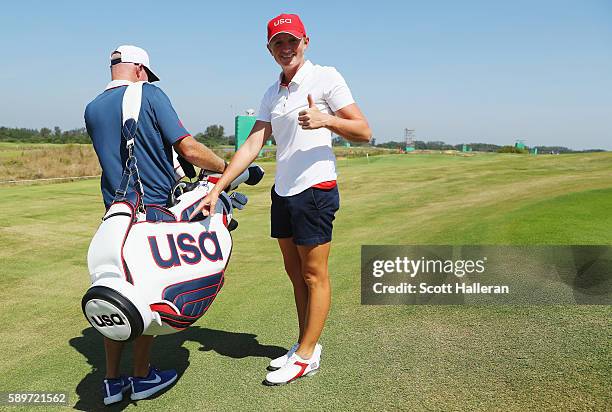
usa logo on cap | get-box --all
[267,13,306,44]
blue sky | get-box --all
[1,0,610,149]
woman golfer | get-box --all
[191,13,371,385]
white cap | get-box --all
[110,45,160,82]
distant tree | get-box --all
[464,143,503,152]
[54,126,62,137]
[423,141,454,150]
[40,127,51,137]
[204,125,224,140]
[195,124,227,147]
[497,145,527,154]
[375,140,404,149]
[533,145,574,154]
[414,140,427,150]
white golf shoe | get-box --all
[264,343,322,385]
[268,342,299,371]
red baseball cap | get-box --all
[267,13,306,44]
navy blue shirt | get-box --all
[85,81,189,208]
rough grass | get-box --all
[0,143,101,181]
[0,152,610,411]
[0,142,394,182]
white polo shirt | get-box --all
[257,60,355,196]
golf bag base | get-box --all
[82,282,147,342]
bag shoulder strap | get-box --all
[114,81,147,212]
[121,81,145,145]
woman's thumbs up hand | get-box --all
[298,94,330,130]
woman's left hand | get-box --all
[189,188,221,220]
[298,94,331,130]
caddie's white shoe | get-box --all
[268,342,299,371]
[263,344,322,385]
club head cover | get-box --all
[244,165,265,186]
[230,192,248,210]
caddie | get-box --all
[84,44,227,405]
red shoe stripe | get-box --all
[290,361,309,381]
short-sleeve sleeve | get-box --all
[256,87,273,122]
[323,68,355,113]
[149,86,190,145]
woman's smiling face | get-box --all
[267,33,309,71]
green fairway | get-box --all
[0,153,610,411]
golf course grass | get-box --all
[0,152,610,411]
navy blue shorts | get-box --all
[271,185,340,246]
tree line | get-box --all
[373,140,604,154]
[0,126,92,144]
[0,126,604,153]
[0,125,237,147]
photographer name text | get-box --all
[372,282,509,294]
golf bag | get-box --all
[81,81,264,341]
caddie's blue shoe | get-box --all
[102,375,130,405]
[130,366,178,401]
